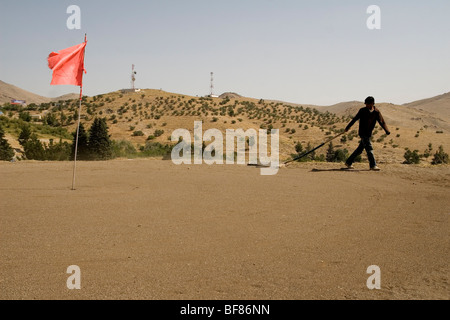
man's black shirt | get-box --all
[345,106,390,137]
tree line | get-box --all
[0,117,174,162]
[0,118,113,161]
[1,119,449,165]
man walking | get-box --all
[345,96,390,171]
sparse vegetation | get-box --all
[2,89,448,165]
[431,146,449,165]
[140,142,172,157]
[111,140,138,159]
[403,148,421,164]
[154,129,164,138]
[0,125,14,161]
[132,130,144,137]
[326,142,349,163]
[423,143,433,158]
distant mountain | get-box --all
[403,91,450,118]
[312,92,450,120]
[315,100,450,132]
[51,93,80,102]
[315,101,362,116]
[0,80,50,104]
[0,80,80,105]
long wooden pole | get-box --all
[284,132,345,165]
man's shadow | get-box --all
[311,168,371,172]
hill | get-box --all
[315,101,450,132]
[0,80,51,105]
[0,80,79,105]
[51,93,80,102]
[219,92,242,99]
[403,91,450,118]
[1,83,449,165]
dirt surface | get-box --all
[0,160,449,300]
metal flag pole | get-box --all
[71,34,87,190]
[72,85,83,190]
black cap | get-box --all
[365,96,375,104]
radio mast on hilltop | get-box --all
[210,72,214,96]
[131,64,137,91]
[209,72,218,97]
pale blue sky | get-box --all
[1,0,449,105]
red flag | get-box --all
[48,42,87,86]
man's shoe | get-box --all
[370,166,381,171]
[345,163,354,169]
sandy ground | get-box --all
[0,159,449,300]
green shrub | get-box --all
[432,146,449,165]
[23,134,45,160]
[45,139,71,161]
[140,142,172,157]
[326,142,348,162]
[403,148,420,164]
[111,140,137,158]
[132,130,144,137]
[154,129,164,137]
[19,111,32,122]
[423,143,433,158]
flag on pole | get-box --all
[48,41,87,86]
[48,36,87,190]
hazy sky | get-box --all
[1,0,449,105]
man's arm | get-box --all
[345,110,361,132]
[377,111,390,135]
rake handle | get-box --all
[284,132,345,165]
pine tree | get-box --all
[295,142,304,154]
[18,125,31,146]
[88,118,112,160]
[326,142,335,162]
[24,134,45,160]
[0,125,14,161]
[71,123,89,160]
[305,142,316,161]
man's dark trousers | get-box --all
[346,136,376,168]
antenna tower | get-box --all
[131,64,137,91]
[210,72,214,96]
